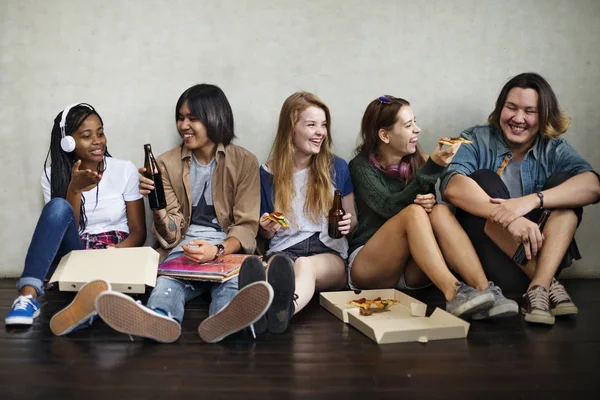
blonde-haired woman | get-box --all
[241,92,356,334]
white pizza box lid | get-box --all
[49,247,159,294]
[320,289,470,344]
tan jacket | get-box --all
[152,143,260,262]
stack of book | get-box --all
[158,254,257,283]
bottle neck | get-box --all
[332,192,342,209]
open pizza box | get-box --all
[49,247,159,294]
[320,289,470,344]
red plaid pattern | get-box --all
[80,230,129,249]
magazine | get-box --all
[158,254,259,282]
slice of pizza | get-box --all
[349,297,398,313]
[439,137,473,146]
[261,212,289,228]
[349,298,371,310]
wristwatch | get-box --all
[536,191,544,209]
[213,244,225,260]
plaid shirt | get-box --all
[80,230,129,249]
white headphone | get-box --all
[59,103,94,152]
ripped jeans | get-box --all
[146,275,239,323]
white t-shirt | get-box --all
[41,157,142,235]
[266,166,349,259]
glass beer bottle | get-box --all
[328,190,345,239]
[143,144,166,210]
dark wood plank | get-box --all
[0,279,599,399]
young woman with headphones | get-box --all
[347,95,518,320]
[5,103,146,334]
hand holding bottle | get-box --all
[336,212,353,236]
[142,144,166,210]
[328,190,346,238]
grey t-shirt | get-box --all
[501,159,523,198]
[164,156,227,262]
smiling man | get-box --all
[440,72,600,326]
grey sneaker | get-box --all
[549,278,578,316]
[446,282,495,319]
[522,285,555,325]
[472,282,519,320]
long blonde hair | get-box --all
[268,92,334,223]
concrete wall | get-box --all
[1,0,598,278]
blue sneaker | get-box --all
[5,295,41,326]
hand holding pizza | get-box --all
[260,212,288,239]
[430,140,461,167]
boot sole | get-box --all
[267,255,295,334]
[198,282,273,343]
[238,256,268,335]
[50,280,110,336]
[95,291,181,343]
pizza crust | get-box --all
[438,137,472,145]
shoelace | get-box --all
[549,280,571,303]
[12,296,33,311]
[527,287,549,310]
[488,282,503,297]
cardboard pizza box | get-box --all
[49,247,159,294]
[320,289,470,344]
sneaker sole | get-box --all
[5,311,40,326]
[451,293,495,319]
[49,280,110,336]
[472,302,519,320]
[95,291,181,343]
[198,281,273,343]
[238,256,268,335]
[551,304,579,316]
[267,255,295,334]
[523,310,555,325]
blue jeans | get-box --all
[17,198,83,296]
[146,275,239,323]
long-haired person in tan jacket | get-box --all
[95,84,273,343]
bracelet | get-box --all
[536,191,544,209]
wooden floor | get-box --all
[0,279,598,399]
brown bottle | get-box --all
[143,144,166,210]
[328,190,345,239]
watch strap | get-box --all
[214,244,225,260]
[536,191,544,209]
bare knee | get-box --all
[294,257,315,277]
[544,209,578,241]
[429,203,453,224]
[400,203,429,220]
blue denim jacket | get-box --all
[440,124,598,200]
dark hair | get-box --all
[175,84,236,145]
[488,72,571,139]
[355,95,425,184]
[43,104,110,232]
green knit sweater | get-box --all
[348,153,446,255]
